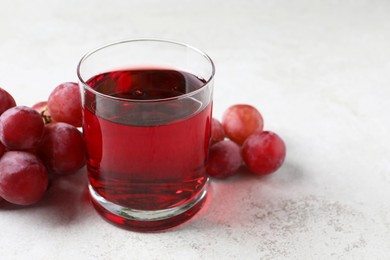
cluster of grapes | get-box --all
[0,83,85,206]
[207,104,286,179]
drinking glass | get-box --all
[77,39,215,231]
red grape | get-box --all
[0,106,45,150]
[211,118,225,145]
[207,140,243,179]
[37,122,85,175]
[242,131,286,175]
[47,82,82,127]
[222,104,264,145]
[32,101,52,124]
[0,87,16,116]
[0,151,48,205]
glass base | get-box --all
[88,182,208,232]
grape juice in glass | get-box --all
[77,39,215,231]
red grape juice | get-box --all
[83,69,212,214]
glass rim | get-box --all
[77,38,215,103]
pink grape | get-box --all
[242,131,286,175]
[37,122,85,175]
[211,118,225,145]
[207,140,243,179]
[0,151,48,205]
[0,106,45,150]
[0,87,16,116]
[47,82,82,127]
[222,104,263,145]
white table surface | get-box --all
[1,0,390,259]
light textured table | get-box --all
[1,0,389,259]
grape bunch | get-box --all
[0,83,85,205]
[207,104,286,179]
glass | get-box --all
[77,39,215,231]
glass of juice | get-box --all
[77,39,215,231]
